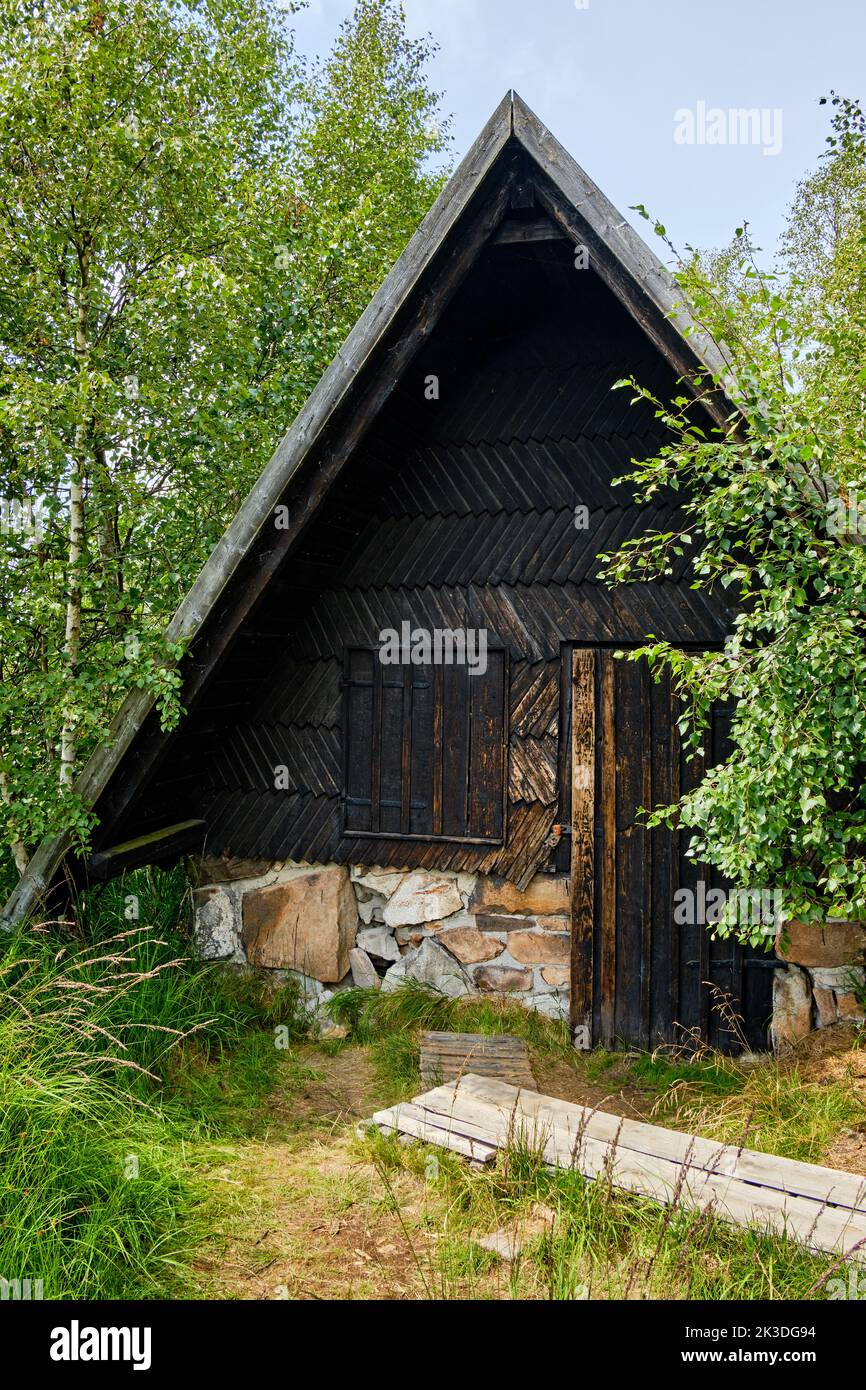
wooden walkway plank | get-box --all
[365,1073,866,1263]
[366,1101,497,1162]
[452,1074,866,1215]
[409,1087,866,1258]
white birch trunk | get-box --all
[60,251,89,791]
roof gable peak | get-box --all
[2,89,732,929]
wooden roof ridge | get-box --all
[1,90,734,928]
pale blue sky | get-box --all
[295,0,866,260]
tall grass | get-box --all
[0,865,306,1299]
[663,1061,866,1164]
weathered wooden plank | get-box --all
[420,1032,536,1088]
[492,215,567,245]
[368,1102,497,1161]
[422,1043,529,1056]
[638,665,653,1050]
[599,651,617,1045]
[431,663,444,837]
[441,663,471,838]
[382,1076,866,1259]
[409,1081,866,1247]
[453,1075,866,1215]
[649,667,674,1045]
[423,1032,525,1046]
[614,655,646,1047]
[421,1067,536,1088]
[570,648,595,1037]
[399,664,413,836]
[421,1048,530,1062]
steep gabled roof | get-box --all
[2,90,733,928]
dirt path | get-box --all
[189,1041,707,1299]
[189,1025,866,1300]
[192,1048,440,1299]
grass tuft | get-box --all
[325,979,572,1099]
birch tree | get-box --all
[0,0,449,891]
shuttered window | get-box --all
[342,647,507,843]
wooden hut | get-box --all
[2,93,775,1050]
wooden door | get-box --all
[567,646,774,1053]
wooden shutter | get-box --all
[343,648,507,843]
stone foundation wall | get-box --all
[772,922,866,1050]
[191,857,571,1022]
[191,857,866,1048]
[772,920,865,1050]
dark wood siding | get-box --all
[120,233,735,889]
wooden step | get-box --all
[419,1031,536,1088]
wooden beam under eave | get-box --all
[84,818,206,883]
[492,216,567,245]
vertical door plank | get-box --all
[569,648,595,1037]
[400,664,414,836]
[431,663,444,837]
[613,655,648,1046]
[378,669,405,835]
[599,651,617,1047]
[441,664,470,837]
[649,667,674,1044]
[638,662,653,1050]
[667,671,682,1037]
[344,649,374,833]
[409,667,435,836]
[677,717,707,1039]
[370,655,384,833]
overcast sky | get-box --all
[295,0,866,261]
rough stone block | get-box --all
[776,920,866,969]
[506,931,570,966]
[348,947,381,990]
[476,913,539,933]
[351,867,406,899]
[474,964,533,993]
[437,928,505,964]
[357,924,401,963]
[193,886,240,960]
[809,965,865,991]
[241,865,357,982]
[771,964,812,1051]
[812,987,838,1028]
[541,965,569,987]
[470,874,569,917]
[382,872,462,927]
[381,936,472,997]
